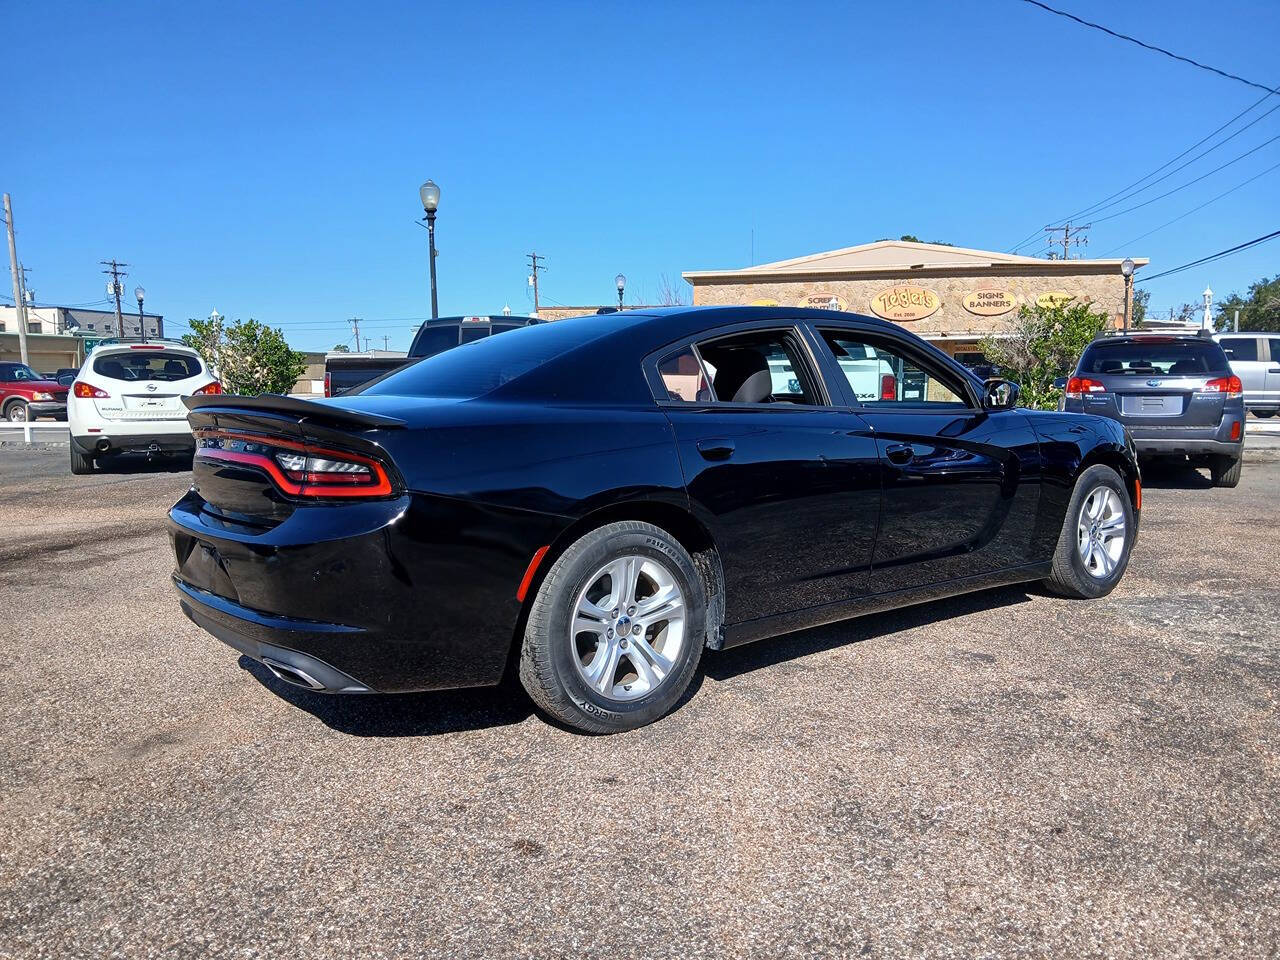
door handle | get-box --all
[696,438,735,461]
[884,442,914,465]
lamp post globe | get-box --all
[1121,258,1134,278]
[419,180,440,214]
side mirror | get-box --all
[984,378,1020,410]
[1052,376,1067,390]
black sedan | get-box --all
[169,306,1140,733]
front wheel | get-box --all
[519,521,706,734]
[1210,455,1242,488]
[1042,464,1135,599]
[5,400,28,422]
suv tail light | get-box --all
[193,381,223,395]
[1065,377,1106,399]
[72,381,110,399]
[195,430,394,499]
[324,372,332,398]
[1201,375,1242,398]
[880,373,897,401]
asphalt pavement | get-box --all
[1,448,1277,958]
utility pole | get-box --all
[1044,222,1090,260]
[4,194,30,364]
[527,252,545,316]
[382,335,389,351]
[349,317,362,352]
[100,259,129,335]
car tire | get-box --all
[1210,455,1242,488]
[4,400,28,422]
[1042,464,1135,600]
[70,444,94,475]
[1253,411,1275,418]
[519,520,706,734]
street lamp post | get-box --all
[1202,286,1214,331]
[419,180,441,319]
[1120,258,1134,333]
[134,285,147,342]
[615,273,626,311]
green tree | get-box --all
[181,317,306,395]
[1131,287,1150,328]
[979,300,1110,410]
[331,343,351,352]
[1214,275,1280,332]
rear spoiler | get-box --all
[183,394,406,429]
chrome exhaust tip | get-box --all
[261,657,326,691]
[95,439,111,453]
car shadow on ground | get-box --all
[240,584,1037,737]
[705,584,1037,682]
[1138,459,1213,490]
[94,453,194,474]
[238,655,536,737]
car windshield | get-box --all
[0,363,45,382]
[1079,340,1229,377]
[92,351,203,382]
[366,315,620,399]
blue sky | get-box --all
[7,0,1278,351]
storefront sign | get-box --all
[870,285,940,322]
[801,293,846,311]
[748,298,779,307]
[963,288,1016,316]
[1036,291,1076,309]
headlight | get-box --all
[32,392,54,401]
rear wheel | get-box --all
[1253,410,1275,418]
[1210,455,1242,488]
[4,400,28,422]
[1043,464,1134,600]
[519,521,706,734]
[70,444,94,475]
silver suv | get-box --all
[1059,332,1245,487]
[1214,332,1280,418]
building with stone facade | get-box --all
[682,240,1148,363]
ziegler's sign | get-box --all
[963,289,1016,316]
[870,285,940,321]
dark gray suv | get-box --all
[1059,333,1244,487]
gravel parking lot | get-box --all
[1,448,1278,958]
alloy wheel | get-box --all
[570,554,687,701]
[1076,485,1126,579]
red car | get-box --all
[0,361,69,421]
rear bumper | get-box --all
[1129,425,1243,458]
[175,578,373,693]
[72,431,195,455]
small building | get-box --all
[682,240,1148,362]
[0,305,164,340]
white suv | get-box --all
[68,341,221,474]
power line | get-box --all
[1101,158,1280,255]
[1135,229,1280,284]
[1091,131,1280,224]
[1017,0,1280,95]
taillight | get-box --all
[72,381,110,399]
[193,381,223,395]
[195,430,394,499]
[1201,375,1242,398]
[1065,377,1106,399]
[880,373,897,401]
[324,372,332,398]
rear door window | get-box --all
[694,329,822,405]
[1219,337,1258,362]
[1080,340,1229,376]
[93,351,202,382]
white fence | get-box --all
[0,422,72,444]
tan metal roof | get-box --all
[683,240,1148,281]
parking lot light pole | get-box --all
[419,180,441,320]
[1120,258,1134,333]
[615,273,626,311]
[134,286,147,343]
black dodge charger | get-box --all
[169,306,1140,733]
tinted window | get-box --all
[0,363,46,382]
[366,316,616,399]
[1219,337,1258,362]
[820,332,968,406]
[656,347,710,402]
[460,324,490,344]
[1080,340,1229,376]
[696,330,819,405]
[409,325,461,359]
[92,351,202,382]
[1269,339,1280,363]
